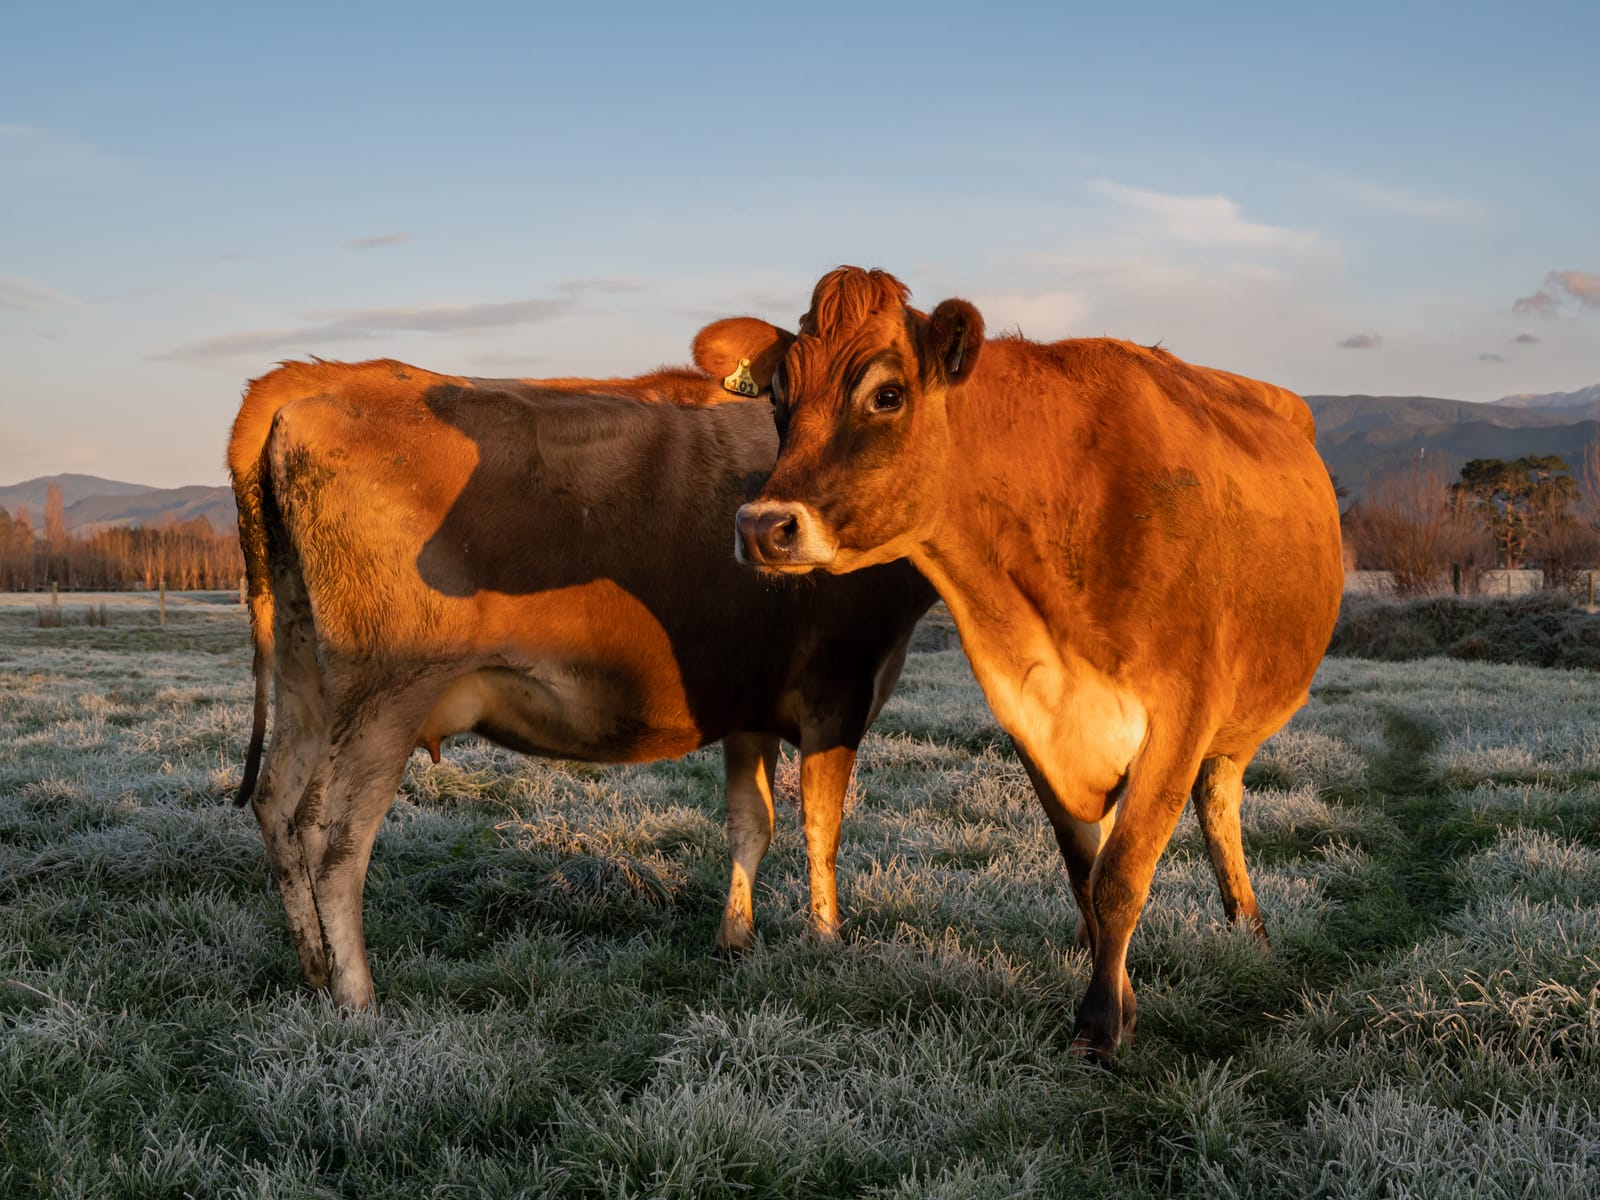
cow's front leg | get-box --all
[717,732,779,956]
[797,739,859,941]
[1016,746,1117,953]
[1075,721,1212,1060]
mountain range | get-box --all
[0,475,235,534]
[3,383,1597,524]
[1492,383,1600,410]
[1307,384,1600,500]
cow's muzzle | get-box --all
[734,500,838,570]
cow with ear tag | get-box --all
[228,315,935,1012]
[736,266,1343,1061]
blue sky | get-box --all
[3,0,1597,487]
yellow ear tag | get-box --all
[723,358,759,397]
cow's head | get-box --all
[734,266,982,573]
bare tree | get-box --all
[1353,462,1489,597]
[44,485,68,551]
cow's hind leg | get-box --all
[1191,754,1268,945]
[717,732,780,956]
[253,735,332,989]
[299,702,427,1012]
[249,624,333,990]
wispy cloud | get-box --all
[1336,333,1382,350]
[1559,270,1600,307]
[154,324,380,362]
[460,350,554,372]
[1478,352,1506,363]
[297,298,575,333]
[0,123,114,176]
[347,232,412,250]
[1322,173,1482,219]
[555,277,652,296]
[157,296,578,363]
[1514,269,1600,316]
[0,275,75,312]
[969,290,1092,338]
[1513,332,1541,344]
[1089,179,1324,255]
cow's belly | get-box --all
[417,665,704,765]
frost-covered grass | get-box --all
[3,602,1599,1198]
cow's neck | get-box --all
[904,354,1146,794]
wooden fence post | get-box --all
[159,577,166,627]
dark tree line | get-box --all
[0,485,242,592]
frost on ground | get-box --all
[2,602,1598,1199]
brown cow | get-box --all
[734,267,1343,1059]
[228,326,935,1011]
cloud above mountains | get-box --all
[1337,333,1382,350]
[0,123,114,176]
[346,232,412,250]
[1321,173,1482,220]
[157,296,578,364]
[0,275,74,312]
[1090,179,1325,256]
[1514,269,1600,317]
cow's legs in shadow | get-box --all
[1016,747,1117,954]
[718,732,780,955]
[299,698,430,1012]
[249,680,333,991]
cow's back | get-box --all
[259,364,926,759]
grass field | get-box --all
[3,598,1599,1198]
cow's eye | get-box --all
[868,386,903,413]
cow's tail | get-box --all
[228,362,315,807]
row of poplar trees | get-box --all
[0,485,243,592]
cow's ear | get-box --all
[693,317,796,397]
[921,299,984,386]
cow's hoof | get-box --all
[714,916,756,960]
[1070,1034,1120,1065]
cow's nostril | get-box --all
[754,509,802,557]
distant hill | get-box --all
[1494,383,1600,410]
[0,473,153,514]
[0,474,235,533]
[1306,393,1600,501]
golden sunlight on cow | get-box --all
[228,330,933,1012]
[735,267,1343,1060]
